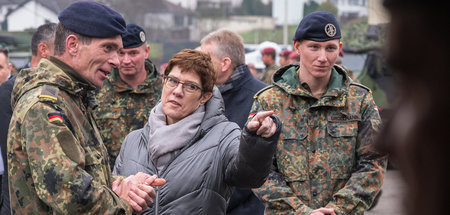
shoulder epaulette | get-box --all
[253,85,275,99]
[350,81,371,93]
[38,85,60,103]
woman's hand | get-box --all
[246,111,277,138]
[112,172,166,213]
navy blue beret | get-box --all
[122,24,147,49]
[293,11,341,42]
[58,1,126,38]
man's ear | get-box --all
[221,57,232,72]
[294,40,301,54]
[144,44,150,59]
[38,43,49,58]
[66,35,79,56]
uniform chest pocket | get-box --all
[84,148,107,181]
[327,114,360,179]
[327,121,358,137]
[276,127,308,182]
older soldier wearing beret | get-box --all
[252,11,387,215]
[95,24,162,168]
[7,1,165,214]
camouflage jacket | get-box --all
[252,64,387,215]
[94,59,162,167]
[7,57,131,214]
[262,63,280,84]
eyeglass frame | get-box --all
[163,75,204,94]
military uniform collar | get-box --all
[49,56,96,91]
[274,64,349,107]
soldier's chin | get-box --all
[93,76,106,88]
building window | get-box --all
[174,15,184,27]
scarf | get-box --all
[148,103,205,171]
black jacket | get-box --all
[114,87,281,215]
[220,66,267,214]
[0,75,15,215]
[221,66,267,129]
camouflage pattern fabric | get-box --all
[94,59,162,167]
[262,63,280,84]
[7,57,131,214]
[252,64,387,215]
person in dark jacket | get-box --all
[200,29,267,215]
[114,49,282,215]
[0,75,14,214]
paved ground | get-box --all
[366,170,406,215]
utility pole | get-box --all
[283,0,288,45]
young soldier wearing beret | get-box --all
[7,1,165,214]
[95,24,162,168]
[252,11,387,215]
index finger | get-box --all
[151,178,166,186]
[252,111,274,122]
[143,175,157,185]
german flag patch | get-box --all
[48,113,63,123]
[248,112,256,119]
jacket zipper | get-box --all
[150,129,204,215]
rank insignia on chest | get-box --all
[48,113,63,123]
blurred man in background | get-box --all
[19,23,57,70]
[261,47,279,84]
[278,50,292,67]
[0,47,11,85]
[288,51,300,64]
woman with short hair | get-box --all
[114,49,282,214]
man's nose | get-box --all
[109,52,120,68]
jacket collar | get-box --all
[219,64,252,94]
[50,56,95,91]
[273,64,350,107]
[142,86,227,141]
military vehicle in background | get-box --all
[341,0,394,120]
[0,31,33,72]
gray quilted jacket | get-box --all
[113,88,281,215]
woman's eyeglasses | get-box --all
[163,75,203,94]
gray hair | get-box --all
[200,29,245,69]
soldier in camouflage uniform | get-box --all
[252,12,387,215]
[95,24,162,167]
[7,2,164,214]
[261,47,280,84]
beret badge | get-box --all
[140,31,146,43]
[325,23,337,37]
